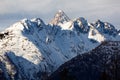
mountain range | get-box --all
[0,10,120,80]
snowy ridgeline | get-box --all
[0,10,120,80]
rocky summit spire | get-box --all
[50,10,70,25]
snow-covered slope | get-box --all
[49,41,120,80]
[0,10,119,80]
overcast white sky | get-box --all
[0,0,120,31]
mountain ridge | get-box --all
[48,41,120,80]
[0,10,120,80]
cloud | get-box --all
[0,0,120,30]
[0,0,52,14]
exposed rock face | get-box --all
[0,10,119,80]
[50,10,70,25]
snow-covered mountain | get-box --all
[0,10,119,80]
[49,41,120,80]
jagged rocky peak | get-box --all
[31,18,45,26]
[2,18,46,36]
[0,10,119,80]
[20,18,45,28]
[74,17,88,26]
[93,19,118,35]
[73,17,89,33]
[50,10,71,25]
